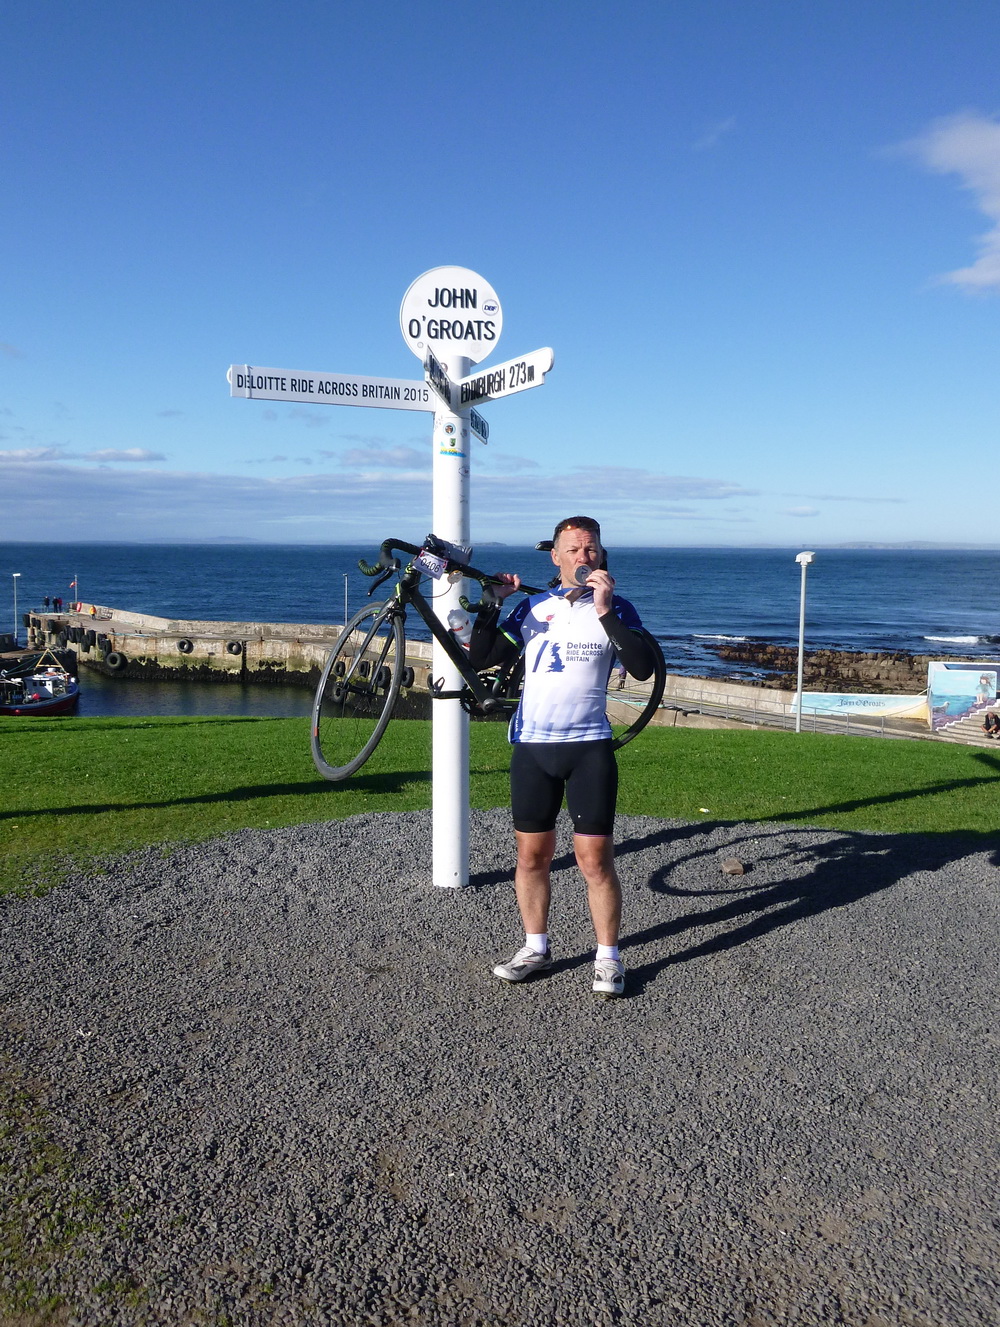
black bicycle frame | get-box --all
[376,562,519,714]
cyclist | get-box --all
[468,515,655,997]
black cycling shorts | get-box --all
[510,739,618,837]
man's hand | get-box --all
[580,568,614,615]
[491,572,522,601]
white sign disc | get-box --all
[400,266,502,366]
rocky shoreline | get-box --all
[703,640,932,693]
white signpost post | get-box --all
[229,265,553,888]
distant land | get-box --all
[822,542,1000,551]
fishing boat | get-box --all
[0,650,80,716]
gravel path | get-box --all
[2,810,998,1326]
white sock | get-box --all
[525,933,548,955]
[596,944,620,962]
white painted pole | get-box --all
[12,573,20,646]
[431,354,472,888]
[794,551,815,733]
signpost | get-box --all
[229,265,552,888]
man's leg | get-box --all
[573,834,621,946]
[492,830,557,983]
[514,829,557,934]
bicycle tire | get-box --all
[502,628,666,750]
[311,600,406,780]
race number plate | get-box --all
[415,550,448,579]
[415,537,473,578]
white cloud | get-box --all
[0,445,165,463]
[339,443,430,470]
[784,506,819,518]
[0,456,758,543]
[480,453,541,473]
[904,111,1000,292]
[692,117,736,151]
[83,448,165,462]
[288,407,330,429]
[0,446,64,462]
[780,490,904,505]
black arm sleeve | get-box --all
[468,605,519,671]
[599,612,655,680]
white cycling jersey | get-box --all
[501,587,643,743]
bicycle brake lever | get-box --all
[367,563,397,596]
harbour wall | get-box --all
[24,604,433,692]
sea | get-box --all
[3,542,1000,719]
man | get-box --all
[468,516,655,997]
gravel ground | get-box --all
[2,809,999,1327]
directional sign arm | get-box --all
[454,347,554,408]
[422,349,456,411]
[228,366,436,411]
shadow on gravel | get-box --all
[624,820,1000,993]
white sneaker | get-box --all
[593,957,625,997]
[492,945,554,983]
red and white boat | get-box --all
[0,650,80,716]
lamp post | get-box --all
[11,573,21,648]
[794,552,815,733]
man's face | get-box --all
[551,526,603,588]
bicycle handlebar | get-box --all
[357,535,540,610]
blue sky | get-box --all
[2,1,999,547]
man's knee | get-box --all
[573,833,615,879]
[516,829,556,871]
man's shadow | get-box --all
[621,818,998,993]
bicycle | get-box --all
[310,534,667,781]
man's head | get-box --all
[550,515,605,587]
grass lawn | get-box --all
[2,714,999,895]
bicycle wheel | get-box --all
[311,600,406,780]
[502,629,666,750]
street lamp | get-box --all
[11,572,21,649]
[794,552,815,733]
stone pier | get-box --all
[24,603,434,692]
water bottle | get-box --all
[447,608,473,650]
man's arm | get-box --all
[467,574,523,671]
[599,611,655,680]
[468,603,519,670]
[582,570,656,682]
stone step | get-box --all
[933,712,999,747]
